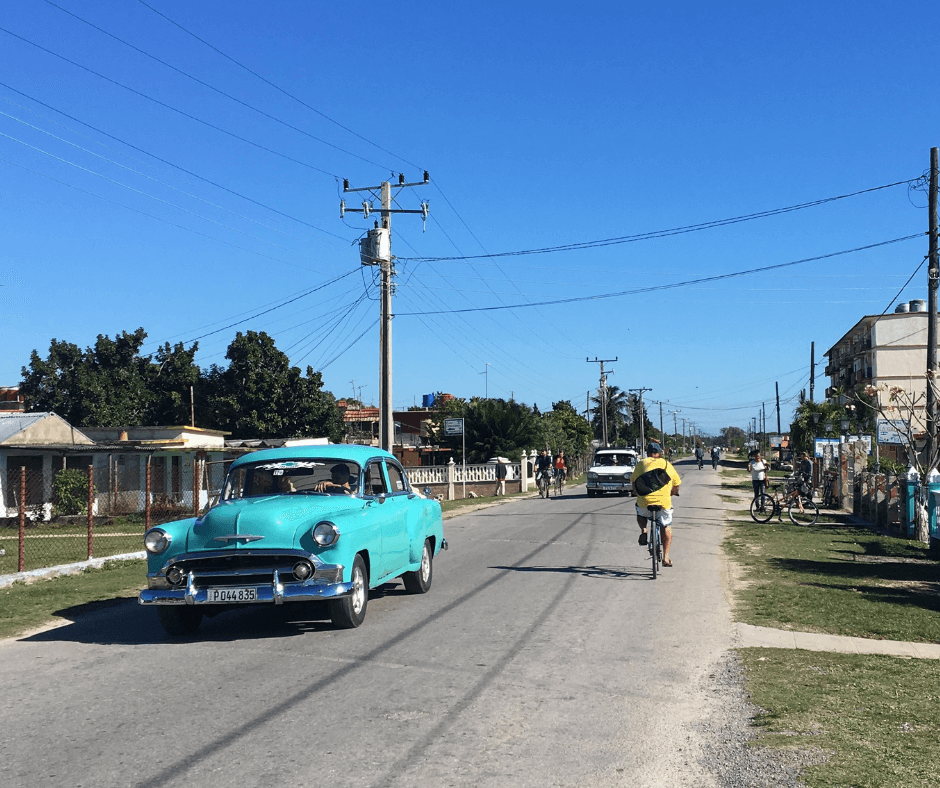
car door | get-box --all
[362,460,407,582]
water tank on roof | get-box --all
[422,393,436,408]
[895,302,910,313]
[910,299,927,312]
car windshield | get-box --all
[595,453,635,467]
[221,459,362,500]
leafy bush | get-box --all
[53,468,93,516]
[869,456,906,476]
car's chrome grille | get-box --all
[168,554,303,587]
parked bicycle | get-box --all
[821,472,839,509]
[750,477,818,525]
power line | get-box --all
[396,234,924,316]
[0,81,348,241]
[135,0,421,171]
[0,26,340,178]
[400,179,916,263]
[42,0,392,171]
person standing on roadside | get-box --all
[748,450,769,501]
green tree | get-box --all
[204,331,344,441]
[720,426,746,450]
[591,385,630,444]
[429,397,539,463]
[538,400,593,458]
[148,341,201,426]
[21,328,169,426]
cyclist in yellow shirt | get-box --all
[630,442,682,567]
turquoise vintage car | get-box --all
[139,445,446,635]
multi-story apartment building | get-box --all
[825,299,932,431]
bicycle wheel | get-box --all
[650,519,661,579]
[749,492,776,524]
[788,496,819,525]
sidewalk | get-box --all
[735,622,940,659]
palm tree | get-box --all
[591,385,629,445]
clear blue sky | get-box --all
[1,0,937,437]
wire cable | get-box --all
[401,180,917,263]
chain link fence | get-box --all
[1,459,225,575]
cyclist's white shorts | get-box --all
[635,505,673,527]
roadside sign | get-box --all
[813,438,840,458]
[877,419,907,445]
[444,418,464,436]
[769,434,782,448]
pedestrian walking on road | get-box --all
[494,457,508,496]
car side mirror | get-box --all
[377,493,386,504]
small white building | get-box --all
[1,416,229,518]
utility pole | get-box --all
[671,410,679,453]
[630,387,652,454]
[658,401,664,452]
[809,342,815,403]
[776,381,781,434]
[341,172,429,452]
[927,146,939,464]
[587,357,617,447]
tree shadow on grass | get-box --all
[767,556,940,615]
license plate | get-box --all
[207,586,258,603]
[601,483,620,490]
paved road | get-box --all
[0,458,736,788]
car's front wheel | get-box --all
[329,554,368,628]
[157,606,203,637]
[402,538,433,594]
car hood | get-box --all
[187,495,362,551]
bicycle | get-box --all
[537,469,552,499]
[821,472,838,509]
[646,504,665,578]
[554,469,566,497]
[697,454,704,470]
[750,478,819,525]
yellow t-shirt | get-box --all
[630,457,682,508]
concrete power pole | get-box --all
[587,357,617,447]
[927,147,939,464]
[341,173,429,452]
[630,387,652,455]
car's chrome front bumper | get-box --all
[139,569,355,606]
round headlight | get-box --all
[587,472,597,480]
[623,472,631,479]
[313,521,339,547]
[144,528,171,554]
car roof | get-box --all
[230,444,395,469]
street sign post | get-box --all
[444,418,466,497]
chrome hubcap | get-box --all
[351,567,365,613]
[421,547,430,581]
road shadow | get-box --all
[17,582,406,645]
[490,563,653,580]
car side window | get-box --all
[365,461,388,496]
[385,462,409,495]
